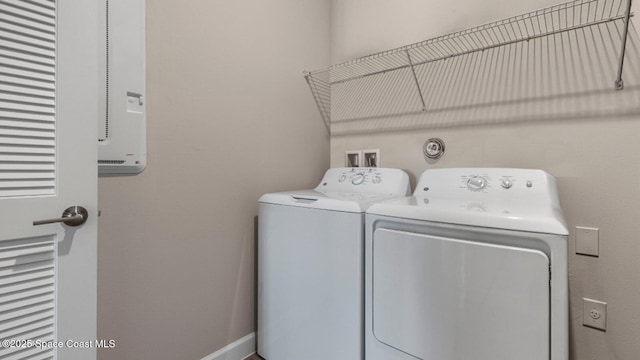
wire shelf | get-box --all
[305,0,638,135]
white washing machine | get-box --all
[365,168,568,360]
[258,167,410,360]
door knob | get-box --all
[33,206,89,227]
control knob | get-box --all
[351,173,365,185]
[501,178,513,189]
[467,176,487,191]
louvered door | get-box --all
[0,0,56,198]
[0,1,99,359]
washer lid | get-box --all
[367,168,568,235]
[260,190,402,213]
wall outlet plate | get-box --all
[576,226,599,256]
[583,298,607,331]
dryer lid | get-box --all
[368,168,568,235]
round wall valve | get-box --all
[423,138,445,160]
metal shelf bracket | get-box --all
[406,50,427,112]
[616,0,633,90]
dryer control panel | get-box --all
[415,168,559,203]
[315,168,411,196]
[459,173,522,193]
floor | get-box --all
[245,354,263,360]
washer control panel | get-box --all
[316,168,411,196]
[337,168,383,186]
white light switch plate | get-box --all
[576,226,599,256]
[583,298,607,331]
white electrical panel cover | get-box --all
[98,0,146,176]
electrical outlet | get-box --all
[362,149,380,167]
[345,151,361,167]
[583,298,607,331]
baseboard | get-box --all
[201,333,256,360]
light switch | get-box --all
[575,226,599,257]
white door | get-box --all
[0,1,99,359]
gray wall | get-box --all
[97,1,330,359]
[331,1,640,359]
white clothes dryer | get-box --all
[258,167,410,360]
[365,168,568,360]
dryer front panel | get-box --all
[372,228,550,360]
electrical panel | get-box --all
[98,0,146,176]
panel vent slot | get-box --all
[98,160,125,165]
[100,0,110,142]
